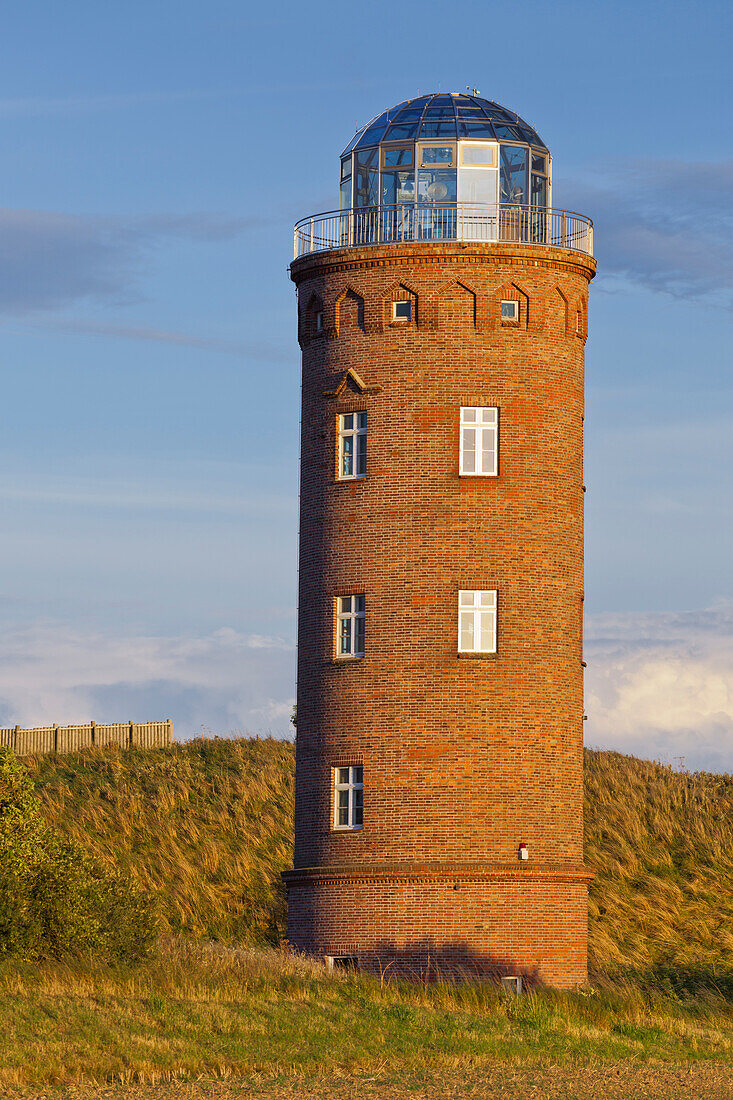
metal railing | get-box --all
[294,203,593,259]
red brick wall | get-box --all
[286,869,590,988]
[287,241,595,988]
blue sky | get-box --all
[0,0,730,767]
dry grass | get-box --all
[24,737,294,945]
[4,742,733,1093]
[585,749,733,990]
[1,938,733,1091]
[24,738,733,992]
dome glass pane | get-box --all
[344,93,548,155]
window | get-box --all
[460,407,498,476]
[499,145,527,204]
[501,300,518,322]
[334,765,363,829]
[336,595,365,657]
[392,300,411,321]
[340,156,352,210]
[325,955,359,971]
[381,146,413,168]
[338,413,366,479]
[420,144,455,166]
[530,150,549,211]
[355,147,379,208]
[315,310,324,333]
[458,590,497,654]
[460,143,497,166]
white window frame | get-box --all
[333,765,363,830]
[459,407,498,477]
[458,590,497,654]
[391,300,411,321]
[315,310,324,333]
[338,412,367,480]
[336,594,365,657]
[501,299,519,322]
[459,141,498,167]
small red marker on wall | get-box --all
[518,843,529,861]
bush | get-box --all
[0,747,155,962]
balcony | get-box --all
[294,203,593,260]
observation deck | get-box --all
[293,203,593,260]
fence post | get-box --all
[128,720,134,748]
[53,725,58,753]
[14,725,19,753]
[91,720,96,747]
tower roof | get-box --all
[342,93,548,155]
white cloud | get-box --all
[585,603,733,772]
[1,606,730,770]
[0,623,295,740]
[0,468,295,518]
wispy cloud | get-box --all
[561,160,733,306]
[34,317,290,363]
[585,603,733,773]
[0,468,296,518]
[0,79,382,119]
[0,208,260,315]
[0,623,295,739]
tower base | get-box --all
[284,863,593,989]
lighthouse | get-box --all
[283,92,595,988]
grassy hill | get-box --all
[24,737,733,989]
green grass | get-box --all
[1,938,732,1089]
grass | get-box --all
[585,749,733,989]
[25,736,294,945]
[6,737,733,1094]
[23,738,733,990]
[1,937,733,1090]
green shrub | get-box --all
[0,747,155,962]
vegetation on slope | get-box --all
[22,738,733,989]
[2,739,732,1092]
[0,747,154,962]
[26,736,294,945]
[585,749,733,991]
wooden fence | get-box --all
[0,720,172,757]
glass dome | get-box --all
[342,93,548,153]
[339,92,551,216]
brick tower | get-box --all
[283,93,595,989]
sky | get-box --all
[0,0,730,769]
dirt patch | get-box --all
[8,1063,733,1100]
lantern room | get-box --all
[339,92,551,213]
